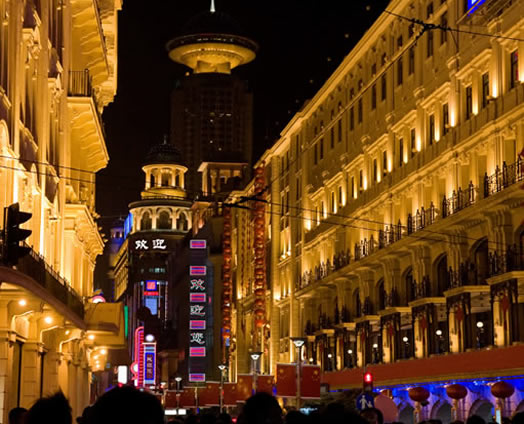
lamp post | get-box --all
[476,321,484,349]
[218,364,227,413]
[250,352,262,394]
[291,337,306,410]
[175,377,182,415]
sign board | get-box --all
[356,392,375,411]
[143,342,156,386]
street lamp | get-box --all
[435,329,443,354]
[250,352,262,394]
[175,377,182,415]
[347,349,353,368]
[476,321,484,348]
[218,364,227,413]
[291,337,306,409]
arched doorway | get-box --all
[433,401,452,423]
[473,238,489,284]
[435,254,448,296]
[470,399,494,423]
[404,268,415,304]
[398,403,414,424]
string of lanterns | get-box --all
[253,164,266,330]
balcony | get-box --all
[67,70,108,174]
[16,245,84,322]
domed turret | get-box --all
[166,1,258,74]
[141,138,188,200]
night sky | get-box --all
[96,0,390,220]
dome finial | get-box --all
[210,0,216,13]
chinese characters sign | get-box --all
[143,343,156,386]
[133,238,167,251]
[188,239,210,382]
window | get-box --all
[383,151,388,175]
[358,79,363,90]
[157,211,172,230]
[397,57,403,86]
[510,50,518,89]
[371,84,377,110]
[286,191,290,213]
[397,36,403,49]
[338,186,343,205]
[427,31,434,57]
[320,138,324,159]
[409,47,415,75]
[442,103,449,135]
[373,158,378,182]
[296,177,300,200]
[350,88,355,99]
[359,170,363,190]
[466,86,473,120]
[281,194,285,216]
[350,107,354,130]
[482,73,489,108]
[428,114,435,145]
[381,53,387,66]
[337,119,342,142]
[410,128,416,157]
[399,138,404,167]
[321,201,325,219]
[408,23,414,38]
[331,192,335,212]
[371,63,377,76]
[381,74,387,100]
[314,144,318,165]
[440,13,448,44]
[426,2,433,18]
[358,99,363,123]
[351,176,355,198]
[330,127,335,148]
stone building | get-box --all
[0,0,125,421]
[224,0,524,420]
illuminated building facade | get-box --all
[113,141,192,387]
[227,0,524,420]
[167,3,257,193]
[0,0,125,421]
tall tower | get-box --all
[167,1,258,193]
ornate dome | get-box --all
[179,10,249,38]
[143,141,184,166]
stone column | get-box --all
[19,342,40,409]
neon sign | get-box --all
[143,342,156,386]
[466,0,486,13]
[190,266,206,275]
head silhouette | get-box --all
[26,391,72,424]
[238,392,283,424]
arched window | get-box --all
[404,268,415,304]
[376,279,386,311]
[473,239,489,284]
[177,213,188,231]
[353,289,361,319]
[150,174,156,188]
[435,254,448,296]
[157,211,172,230]
[140,211,152,230]
[175,174,180,187]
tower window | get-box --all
[465,86,473,120]
[510,50,519,89]
[482,73,489,108]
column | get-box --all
[20,342,40,409]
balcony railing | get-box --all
[68,70,93,97]
[17,245,84,319]
[484,157,523,198]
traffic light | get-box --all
[3,203,32,265]
[363,371,373,392]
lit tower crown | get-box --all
[166,1,258,74]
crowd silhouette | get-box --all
[8,387,524,424]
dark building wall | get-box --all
[170,73,253,193]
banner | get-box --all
[276,363,296,397]
[199,382,220,406]
[300,365,321,399]
[237,374,253,402]
[164,391,178,409]
[257,375,275,395]
[223,382,238,406]
[179,387,196,408]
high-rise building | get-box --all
[167,3,257,194]
[0,0,125,420]
[211,0,524,420]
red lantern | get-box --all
[223,252,232,260]
[491,381,514,399]
[254,298,265,307]
[255,318,265,328]
[408,387,430,403]
[255,288,265,297]
[223,306,231,314]
[223,229,231,237]
[223,272,231,280]
[446,384,467,400]
[223,323,231,330]
[223,289,232,297]
[255,258,264,266]
[223,247,232,255]
[254,309,265,318]
[223,316,231,323]
[223,282,231,290]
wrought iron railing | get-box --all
[484,157,524,198]
[488,247,523,276]
[17,245,84,319]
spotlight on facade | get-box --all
[88,334,95,340]
[100,349,107,355]
[44,316,53,324]
[18,299,27,306]
[145,334,155,342]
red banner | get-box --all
[300,365,321,398]
[257,375,274,395]
[179,387,196,408]
[223,382,238,406]
[164,391,178,409]
[276,363,296,397]
[237,374,253,402]
[199,382,220,406]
